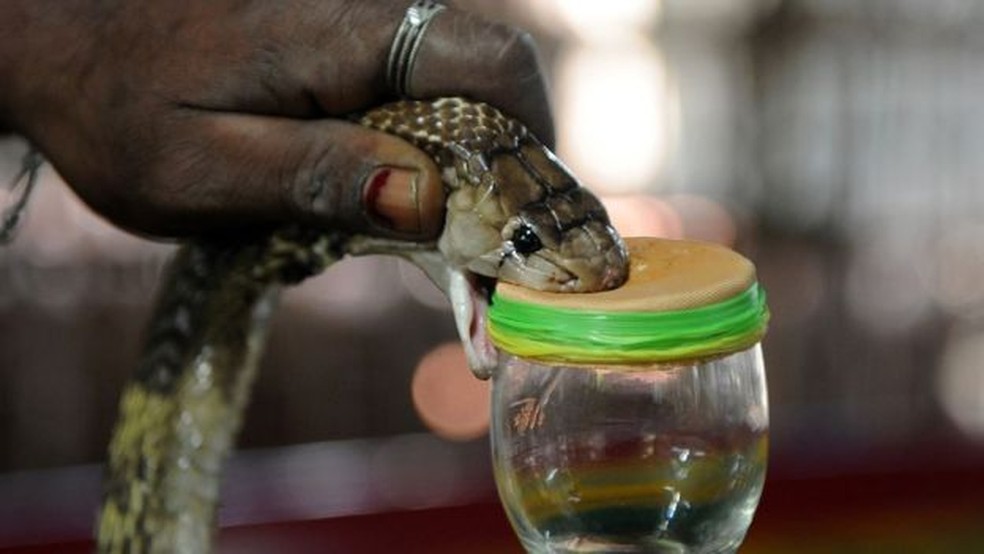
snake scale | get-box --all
[95,97,629,553]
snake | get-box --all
[94,97,629,553]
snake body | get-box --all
[96,97,628,553]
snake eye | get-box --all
[511,224,543,255]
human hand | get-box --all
[0,0,553,239]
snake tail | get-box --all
[97,228,343,553]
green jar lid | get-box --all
[488,237,769,365]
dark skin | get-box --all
[0,0,554,240]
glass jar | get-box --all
[488,238,769,554]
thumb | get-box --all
[100,112,445,239]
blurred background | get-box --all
[3,0,984,551]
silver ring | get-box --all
[387,0,447,98]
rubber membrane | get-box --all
[487,283,769,365]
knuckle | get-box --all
[283,128,379,230]
[490,25,541,75]
[283,135,357,225]
[286,143,342,222]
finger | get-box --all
[405,7,556,148]
[101,113,445,239]
[232,1,555,146]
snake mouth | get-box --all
[465,249,579,292]
[456,255,577,380]
[468,275,496,346]
[465,274,495,342]
[497,252,580,292]
[403,250,501,379]
[458,272,498,379]
[473,274,497,304]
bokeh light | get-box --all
[602,195,683,238]
[937,325,984,439]
[845,230,934,336]
[529,0,661,41]
[666,194,738,246]
[929,221,984,318]
[555,41,673,194]
[411,342,491,441]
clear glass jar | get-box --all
[487,238,770,553]
[491,346,768,554]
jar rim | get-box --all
[487,237,770,364]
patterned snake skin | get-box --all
[95,97,629,553]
